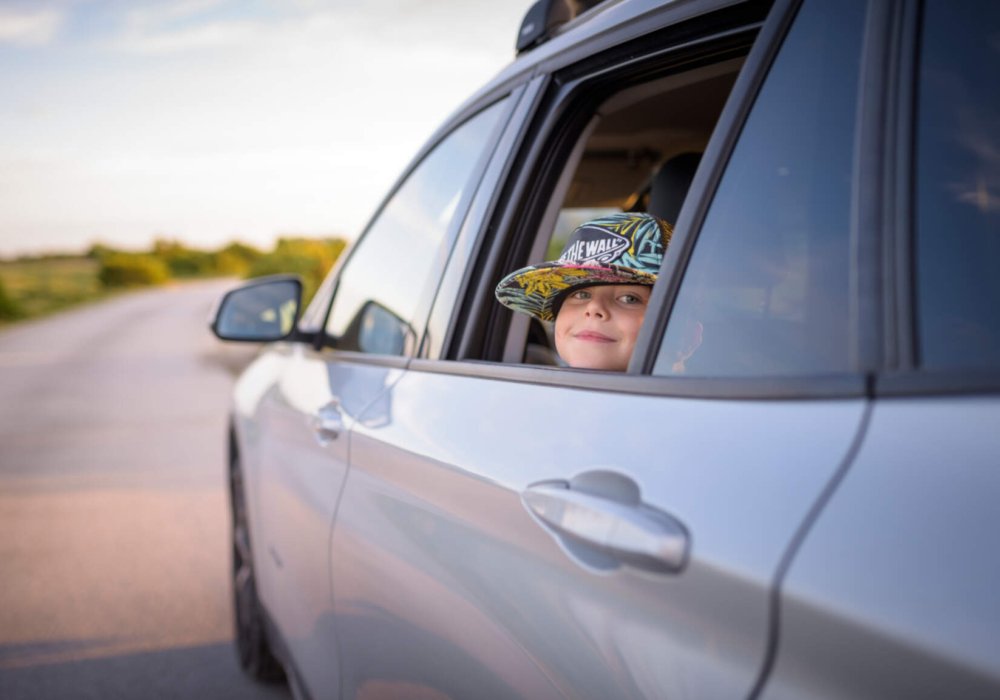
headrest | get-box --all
[648,152,702,225]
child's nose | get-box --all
[585,296,609,317]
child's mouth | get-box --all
[575,330,615,342]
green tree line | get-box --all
[0,236,347,323]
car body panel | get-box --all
[326,367,867,699]
[244,344,405,695]
[760,396,1000,700]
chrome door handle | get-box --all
[312,400,343,444]
[523,472,689,573]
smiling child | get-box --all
[495,212,672,371]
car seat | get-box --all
[647,152,702,225]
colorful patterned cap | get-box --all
[495,212,672,322]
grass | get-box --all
[0,257,110,323]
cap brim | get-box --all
[495,261,657,322]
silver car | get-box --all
[210,0,1000,697]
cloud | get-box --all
[123,0,228,30]
[0,7,63,46]
[112,17,264,53]
[106,0,266,53]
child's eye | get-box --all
[618,294,643,305]
[572,290,591,300]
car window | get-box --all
[325,99,506,355]
[654,0,866,377]
[496,55,748,366]
[914,0,1000,371]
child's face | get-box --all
[554,284,651,371]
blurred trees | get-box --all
[98,253,171,287]
[215,242,264,276]
[0,277,23,320]
[0,236,349,323]
[90,236,346,297]
[246,237,347,304]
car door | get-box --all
[329,0,873,698]
[759,2,1000,696]
[248,96,512,697]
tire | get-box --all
[230,448,286,683]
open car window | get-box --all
[499,56,746,367]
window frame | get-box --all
[455,5,769,366]
[410,0,893,402]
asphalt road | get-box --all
[0,280,291,699]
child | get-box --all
[495,212,672,371]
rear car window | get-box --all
[914,0,1000,371]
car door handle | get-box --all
[311,400,343,444]
[523,472,689,573]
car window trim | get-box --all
[881,0,919,373]
[408,357,868,399]
[849,0,908,376]
[876,370,1000,397]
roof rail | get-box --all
[516,0,607,54]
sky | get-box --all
[0,0,533,257]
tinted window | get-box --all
[915,0,1000,370]
[326,100,505,354]
[654,0,866,377]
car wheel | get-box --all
[230,448,285,682]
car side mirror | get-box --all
[357,301,414,355]
[210,276,302,342]
[333,300,414,356]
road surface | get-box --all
[0,280,291,699]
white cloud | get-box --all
[123,0,228,29]
[0,8,63,46]
[111,17,263,53]
[108,0,265,53]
